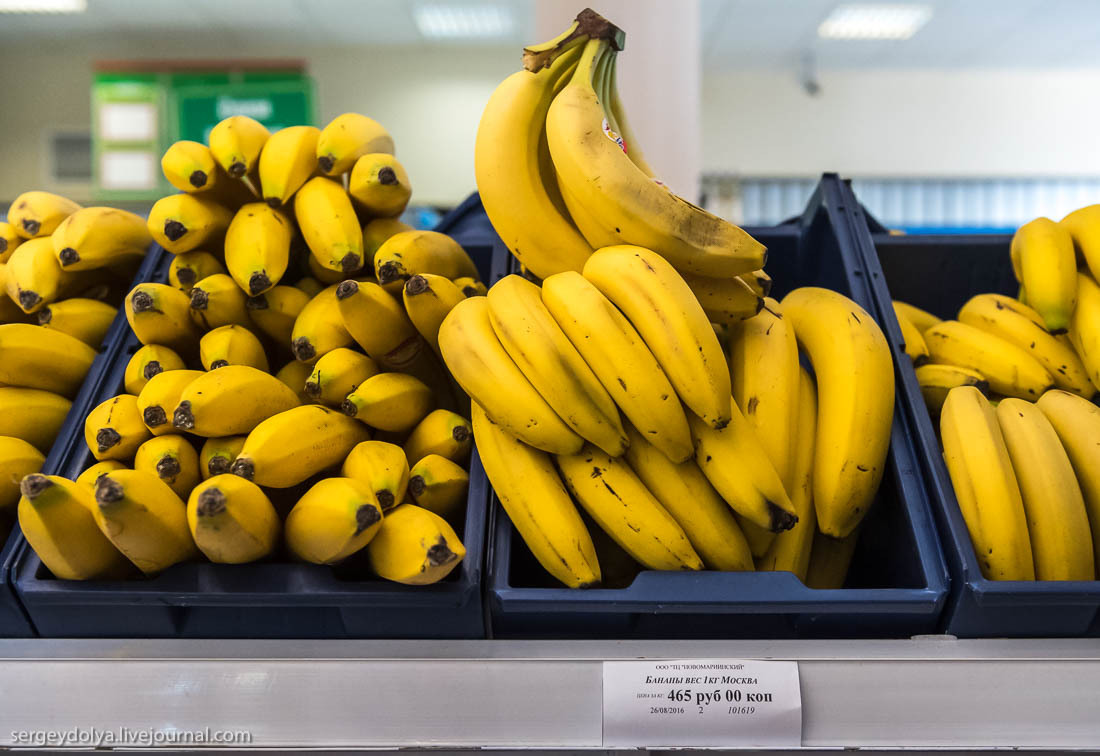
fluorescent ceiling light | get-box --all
[0,0,85,11]
[818,4,932,40]
[414,4,514,39]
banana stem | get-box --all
[523,8,624,72]
[573,37,609,90]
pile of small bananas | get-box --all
[0,194,154,521]
[896,203,1100,582]
[17,112,487,586]
[462,10,896,590]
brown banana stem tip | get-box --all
[143,407,167,428]
[405,275,429,296]
[246,293,269,310]
[378,167,398,185]
[143,361,164,380]
[522,8,624,71]
[173,401,195,431]
[248,272,272,296]
[189,171,207,189]
[37,309,52,325]
[131,290,155,313]
[340,253,361,273]
[210,360,229,369]
[355,504,381,534]
[176,268,196,286]
[335,280,359,300]
[408,475,425,498]
[18,290,41,311]
[96,428,121,452]
[767,502,798,533]
[156,456,181,479]
[376,490,395,510]
[207,456,231,476]
[19,474,51,500]
[427,537,457,566]
[196,487,226,517]
[452,425,471,442]
[22,219,40,236]
[58,247,79,266]
[291,337,316,362]
[163,220,187,241]
[229,457,254,481]
[377,261,403,285]
[95,476,124,506]
[228,162,246,178]
[189,288,209,310]
[317,156,335,174]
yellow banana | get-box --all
[246,284,309,346]
[476,41,592,280]
[316,113,394,176]
[893,300,942,334]
[294,275,325,299]
[0,436,45,510]
[348,153,412,217]
[680,272,764,325]
[584,245,731,429]
[5,236,78,313]
[306,252,346,284]
[728,297,801,555]
[136,368,203,436]
[367,502,465,585]
[275,359,314,403]
[37,297,117,348]
[488,274,627,455]
[51,206,150,271]
[758,368,818,580]
[1037,389,1100,574]
[7,191,81,239]
[187,474,280,563]
[472,404,599,587]
[402,273,467,355]
[925,320,1053,399]
[296,176,364,274]
[224,203,292,295]
[893,305,931,364]
[189,273,251,331]
[541,271,692,462]
[362,217,414,269]
[1070,272,1100,394]
[334,279,422,368]
[200,435,247,480]
[75,460,126,490]
[231,404,370,488]
[558,442,703,571]
[146,193,233,254]
[1010,217,1077,333]
[285,477,383,564]
[958,293,1093,397]
[940,386,1034,580]
[403,409,472,467]
[85,394,151,462]
[1060,204,1100,282]
[259,125,320,207]
[374,231,479,294]
[198,324,269,372]
[690,398,798,532]
[304,347,379,406]
[453,276,487,298]
[92,468,199,574]
[208,115,270,179]
[915,363,989,416]
[0,221,21,263]
[173,364,299,437]
[124,344,186,395]
[805,530,860,589]
[18,474,130,580]
[169,250,225,293]
[342,372,434,433]
[0,322,96,397]
[0,387,71,456]
[290,283,354,363]
[783,287,896,537]
[547,38,764,277]
[0,264,29,323]
[438,296,582,455]
[161,140,222,193]
[125,282,201,353]
[341,440,409,511]
[134,435,201,500]
[623,423,753,572]
[997,398,1094,580]
[407,454,468,519]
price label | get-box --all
[602,659,801,747]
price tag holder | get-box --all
[602,659,802,748]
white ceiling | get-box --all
[2,0,1100,69]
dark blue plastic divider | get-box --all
[433,193,499,250]
[0,244,173,637]
[485,174,950,639]
[11,240,504,639]
[846,191,1100,637]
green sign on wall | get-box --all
[173,79,315,145]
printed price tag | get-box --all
[602,659,801,747]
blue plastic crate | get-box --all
[485,174,950,639]
[11,241,503,639]
[0,243,173,637]
[848,203,1100,637]
[434,193,500,251]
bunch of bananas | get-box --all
[897,203,1100,582]
[1,192,154,527]
[16,112,488,586]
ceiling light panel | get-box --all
[0,0,85,11]
[414,3,514,39]
[818,4,932,40]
